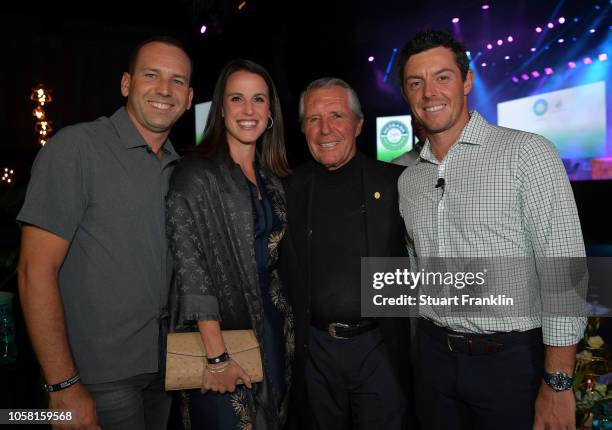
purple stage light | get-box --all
[504,55,510,60]
[584,57,593,65]
[590,28,596,33]
[507,36,514,42]
[568,61,576,68]
[482,4,490,10]
[481,62,487,67]
[497,39,503,45]
[547,22,554,29]
[544,67,554,75]
[200,25,207,34]
[452,17,460,23]
[531,71,540,78]
[558,17,566,24]
[368,56,374,62]
[511,76,519,83]
[558,38,564,43]
[487,43,493,49]
[599,53,608,62]
[535,26,542,33]
[521,74,529,80]
[530,47,536,52]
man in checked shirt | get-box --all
[396,30,586,430]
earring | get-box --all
[267,116,274,130]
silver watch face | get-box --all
[545,372,573,391]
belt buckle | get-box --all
[328,323,350,339]
[446,334,465,352]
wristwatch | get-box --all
[543,371,574,392]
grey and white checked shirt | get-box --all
[398,111,586,346]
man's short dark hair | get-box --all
[128,36,193,83]
[396,30,469,90]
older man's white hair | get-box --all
[298,77,363,130]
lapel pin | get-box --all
[374,191,381,199]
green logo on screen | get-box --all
[533,99,548,116]
[380,121,409,151]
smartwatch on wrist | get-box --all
[543,371,574,392]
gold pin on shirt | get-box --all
[374,192,381,199]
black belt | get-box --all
[312,319,378,340]
[419,318,542,355]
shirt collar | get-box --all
[456,110,490,147]
[110,107,179,161]
[417,110,489,164]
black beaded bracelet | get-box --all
[43,374,81,392]
[207,351,230,365]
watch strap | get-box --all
[543,371,574,392]
[207,351,230,365]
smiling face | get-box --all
[121,41,193,143]
[302,85,363,170]
[222,70,270,149]
[402,46,472,144]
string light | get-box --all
[30,84,53,146]
[1,168,14,185]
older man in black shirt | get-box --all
[281,77,413,430]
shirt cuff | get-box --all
[176,294,221,325]
[542,316,587,346]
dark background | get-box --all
[1,0,611,414]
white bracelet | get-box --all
[206,361,230,373]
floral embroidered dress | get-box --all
[166,151,294,430]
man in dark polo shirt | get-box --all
[280,77,413,429]
[17,36,193,429]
